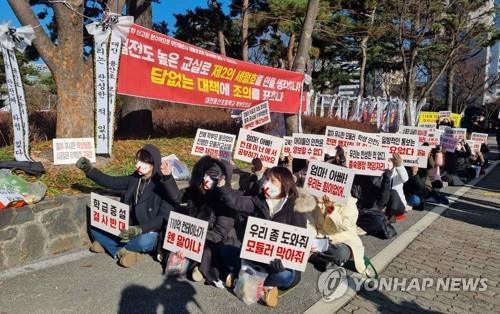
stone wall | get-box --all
[0,194,90,272]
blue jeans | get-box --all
[90,227,158,258]
[245,260,297,289]
[406,194,421,207]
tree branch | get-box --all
[7,0,57,70]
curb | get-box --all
[304,160,499,314]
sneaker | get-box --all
[191,266,204,282]
[213,280,225,289]
[405,205,413,212]
[356,226,367,236]
[263,286,279,307]
[225,273,234,289]
[117,249,144,268]
[89,241,105,254]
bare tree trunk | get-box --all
[8,0,95,138]
[446,63,456,112]
[287,32,296,70]
[211,0,226,56]
[287,0,320,135]
[359,35,368,98]
[118,0,154,139]
[241,0,249,61]
[405,69,416,125]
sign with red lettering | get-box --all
[90,193,129,236]
[356,131,380,147]
[163,211,208,263]
[241,101,271,130]
[324,126,358,151]
[191,128,236,161]
[470,132,488,144]
[240,217,313,272]
[282,136,293,155]
[117,25,305,113]
[53,138,96,165]
[234,128,284,168]
[345,147,390,176]
[380,133,429,168]
[304,160,355,205]
[291,133,326,159]
[424,129,442,148]
[399,126,429,144]
[440,135,458,153]
[466,140,481,153]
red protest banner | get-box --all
[117,25,305,113]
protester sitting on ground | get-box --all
[403,166,425,210]
[353,170,391,211]
[437,118,454,128]
[75,145,179,267]
[218,167,308,307]
[426,145,449,205]
[443,140,473,184]
[303,191,366,275]
[177,156,239,288]
[386,154,409,222]
[469,151,486,177]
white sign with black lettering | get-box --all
[234,128,284,168]
[291,133,326,159]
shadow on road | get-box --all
[118,276,201,314]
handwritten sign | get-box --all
[291,133,325,159]
[191,128,236,161]
[234,128,284,168]
[90,193,129,236]
[345,147,390,176]
[304,159,355,205]
[240,217,313,272]
[241,101,271,130]
[163,211,208,262]
[53,138,96,165]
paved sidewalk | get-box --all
[338,163,500,314]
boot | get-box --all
[89,241,105,254]
[117,248,144,268]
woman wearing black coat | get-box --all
[177,156,240,288]
[218,166,306,307]
[76,144,179,267]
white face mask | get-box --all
[135,161,152,176]
[202,175,215,191]
[263,181,281,199]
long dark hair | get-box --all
[266,167,298,199]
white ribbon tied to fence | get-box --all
[0,24,35,161]
[86,14,134,155]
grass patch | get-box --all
[1,137,250,197]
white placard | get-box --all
[439,111,451,119]
[440,135,458,153]
[304,159,355,205]
[53,138,96,165]
[380,133,429,168]
[444,128,467,141]
[356,131,380,147]
[241,101,271,130]
[291,133,326,159]
[90,193,129,236]
[240,217,313,272]
[234,128,284,168]
[424,129,441,148]
[418,122,437,129]
[324,126,358,150]
[191,128,236,161]
[466,140,481,153]
[470,132,488,144]
[399,126,429,144]
[282,136,293,155]
[345,147,390,176]
[163,211,209,263]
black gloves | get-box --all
[76,157,93,174]
[270,258,285,272]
